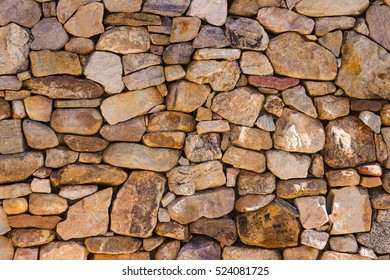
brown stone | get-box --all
[351,100,382,112]
[239,51,273,76]
[93,252,150,260]
[142,0,190,16]
[0,206,11,235]
[184,133,221,163]
[64,3,104,38]
[302,81,337,97]
[0,152,44,184]
[0,98,11,120]
[100,116,146,142]
[31,17,68,51]
[155,240,181,260]
[103,143,180,172]
[167,161,225,196]
[309,154,325,178]
[323,116,376,168]
[143,237,165,251]
[294,196,328,229]
[13,248,38,260]
[29,194,68,215]
[148,111,196,133]
[326,169,361,187]
[105,12,160,26]
[328,186,372,234]
[0,0,41,28]
[321,251,371,260]
[370,188,390,210]
[223,246,282,260]
[45,148,79,168]
[314,95,350,120]
[187,0,227,26]
[167,81,210,113]
[197,120,230,135]
[235,194,275,213]
[236,202,301,248]
[111,171,165,238]
[263,95,284,117]
[0,76,23,90]
[193,25,230,49]
[229,0,261,16]
[8,214,61,229]
[0,184,31,199]
[375,133,388,164]
[30,51,82,77]
[318,30,343,57]
[57,0,100,23]
[283,246,319,260]
[315,17,356,36]
[281,85,318,118]
[123,66,165,91]
[266,32,337,80]
[248,75,299,90]
[237,171,276,195]
[24,76,104,99]
[103,0,142,12]
[170,17,201,43]
[142,132,185,149]
[211,87,264,127]
[65,38,95,55]
[266,150,311,180]
[177,236,221,260]
[64,135,108,152]
[189,217,237,246]
[123,53,161,74]
[0,119,26,154]
[329,234,358,253]
[40,242,88,260]
[366,5,390,52]
[193,48,241,61]
[8,229,55,247]
[58,185,98,200]
[276,179,327,199]
[382,171,390,193]
[168,188,235,224]
[24,96,52,122]
[23,120,59,150]
[155,222,190,241]
[381,104,390,126]
[222,146,266,173]
[301,229,329,250]
[230,125,272,151]
[3,198,28,215]
[163,43,193,65]
[85,237,141,254]
[165,65,186,81]
[360,177,382,188]
[0,236,14,259]
[295,0,369,17]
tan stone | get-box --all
[64,135,108,152]
[276,179,327,199]
[100,116,145,142]
[0,0,41,28]
[370,188,390,210]
[223,246,281,260]
[8,214,61,229]
[315,17,356,36]
[57,0,100,23]
[3,198,28,215]
[24,96,52,122]
[281,85,317,118]
[155,222,190,241]
[123,66,165,91]
[197,120,230,134]
[168,188,235,224]
[163,43,193,65]
[295,0,369,17]
[366,5,390,52]
[263,95,284,117]
[40,242,87,260]
[29,194,68,215]
[170,17,201,43]
[229,0,261,16]
[193,48,241,61]
[164,65,185,82]
[255,113,275,132]
[321,251,371,260]
[360,177,382,188]
[0,206,11,235]
[103,0,142,12]
[23,120,59,150]
[184,133,222,163]
[235,194,275,213]
[329,235,358,253]
[0,184,31,199]
[9,229,55,247]
[318,30,343,57]
[58,185,97,201]
[111,171,165,238]
[359,111,381,134]
[294,196,328,229]
[31,18,69,51]
[328,186,372,234]
[45,148,78,168]
[0,98,11,120]
[143,236,165,251]
[31,178,51,193]
[105,12,161,26]
[177,236,221,260]
[266,32,337,80]
[314,95,350,120]
[13,248,38,260]
[239,51,273,76]
[0,236,14,260]
[357,163,382,177]
[325,169,360,187]
[189,217,237,246]
[283,246,319,260]
[65,38,95,55]
[148,111,196,133]
[30,51,82,77]
[85,236,141,254]
[155,240,181,260]
[222,146,266,173]
[93,252,150,260]
[187,0,227,26]
[238,171,276,195]
[142,0,190,16]
[0,76,22,90]
[266,150,311,180]
[193,25,230,48]
[64,3,104,37]
[301,229,329,250]
[11,100,26,119]
[230,125,272,151]
[0,119,26,154]
[142,132,185,149]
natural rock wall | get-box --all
[0,0,390,260]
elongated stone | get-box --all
[85,237,142,254]
[237,171,276,195]
[8,229,55,248]
[0,0,41,28]
[189,217,237,246]
[40,242,88,260]
[148,111,196,133]
[142,0,190,16]
[105,12,161,26]
[276,179,327,199]
[222,146,266,173]
[29,194,68,215]
[223,246,282,260]
[30,51,82,77]
[266,150,311,180]
[7,215,61,229]
[154,221,190,241]
[295,0,369,17]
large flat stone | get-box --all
[40,242,88,260]
[295,0,369,17]
[266,150,311,180]
[0,120,26,154]
[85,236,142,254]
[8,229,55,248]
[142,0,190,16]
[189,217,237,246]
[30,51,82,77]
[276,179,327,199]
[100,116,146,142]
[222,146,266,173]
[0,0,41,28]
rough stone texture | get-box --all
[170,17,201,43]
[0,120,26,154]
[235,194,275,213]
[301,230,329,250]
[85,236,142,254]
[321,251,371,260]
[148,111,196,133]
[64,3,104,38]
[329,235,358,253]
[65,38,95,55]
[123,66,165,91]
[0,0,41,28]
[105,12,161,26]
[281,86,317,118]
[357,222,390,254]
[39,242,88,260]
[366,5,390,52]
[295,0,369,17]
[193,25,230,48]
[143,0,190,17]
[184,133,222,163]
[276,179,327,200]
[154,221,190,241]
[315,17,355,37]
[24,96,52,122]
[100,117,146,142]
[314,95,350,120]
[123,53,161,74]
[30,51,82,77]
[230,125,272,151]
[187,0,227,26]
[222,146,266,173]
[237,171,276,195]
[8,229,56,248]
[266,150,311,180]
[223,246,281,260]
[31,18,69,51]
[163,43,194,65]
[294,196,328,229]
[326,169,360,187]
[29,194,68,215]
[51,109,103,135]
[283,246,319,260]
[45,148,79,169]
[58,185,98,201]
[0,236,14,260]
[189,217,237,246]
[23,120,59,150]
[177,236,221,260]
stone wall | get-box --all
[0,0,389,260]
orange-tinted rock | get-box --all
[167,81,210,113]
[189,217,237,246]
[100,116,146,142]
[0,184,31,199]
[237,171,276,195]
[40,242,88,260]
[154,222,191,241]
[64,135,108,152]
[177,236,221,260]
[155,240,181,260]
[29,194,68,215]
[142,132,185,149]
[93,252,150,260]
[64,3,104,38]
[8,214,61,229]
[105,12,161,26]
[24,95,52,122]
[148,111,196,133]
[223,246,282,260]
[222,146,266,173]
[283,246,319,260]
[8,229,55,247]
[276,179,327,199]
[248,75,299,90]
[85,237,142,254]
[143,236,165,251]
[2,198,28,215]
[321,251,371,260]
[30,51,82,77]
[0,236,14,260]
[170,17,201,43]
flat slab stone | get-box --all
[103,0,142,13]
[235,194,275,213]
[283,246,319,260]
[0,0,41,28]
[223,246,281,260]
[177,236,221,260]
[0,184,31,200]
[105,12,161,26]
[8,229,55,248]
[167,81,210,113]
[276,179,327,199]
[8,215,62,229]
[266,150,311,180]
[85,236,142,254]
[248,75,299,90]
[40,242,88,260]
[29,194,68,215]
[0,120,26,155]
[100,116,146,142]
[123,53,162,74]
[148,111,196,133]
[189,217,237,246]
[237,171,276,195]
[321,251,371,260]
[222,146,266,173]
[366,5,390,52]
[142,0,190,16]
[30,51,82,77]
[123,66,165,91]
[295,0,369,17]
[155,221,190,241]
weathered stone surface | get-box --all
[8,229,55,247]
[276,179,327,200]
[223,246,281,260]
[0,76,22,90]
[235,194,275,213]
[370,188,390,210]
[29,194,68,215]
[85,236,141,254]
[0,0,41,28]
[249,75,299,90]
[84,52,124,94]
[123,53,161,74]
[190,218,237,246]
[51,108,103,135]
[301,229,329,250]
[336,32,390,99]
[229,0,261,16]
[155,221,190,241]
[325,169,360,187]
[163,43,193,65]
[193,48,240,61]
[187,0,227,26]
[239,51,273,76]
[101,87,163,125]
[58,185,98,200]
[0,206,11,235]
[237,171,275,195]
[294,196,328,229]
[57,0,100,23]
[314,96,350,120]
[164,65,185,82]
[105,12,161,26]
[356,163,382,177]
[167,161,225,196]
[197,120,230,134]
[318,30,343,57]
[93,252,150,260]
[329,234,358,253]
[274,108,325,153]
[184,133,222,163]
[31,18,69,51]
[63,135,107,152]
[168,188,235,224]
[45,148,78,169]
[0,98,11,120]
[155,240,181,260]
[321,251,371,260]
[143,0,190,16]
[236,202,301,248]
[166,81,210,113]
[266,32,337,80]
[64,2,104,37]
[13,248,38,260]
[40,242,88,260]
[359,111,381,134]
[123,66,165,91]
[211,87,264,127]
[111,171,165,238]
[266,150,311,180]
[358,222,390,254]
[8,215,61,229]
[100,117,146,142]
[143,237,165,251]
[0,184,31,200]
[103,0,142,12]
[282,86,317,118]
[323,116,376,168]
[0,120,26,154]
[283,246,319,260]
[193,25,230,48]
[24,96,52,122]
[257,7,314,35]
[264,96,284,117]
[382,105,390,126]
[24,76,104,99]
[315,17,356,36]
[177,236,221,260]
[328,186,372,234]
[23,120,58,150]
[142,132,185,149]
[0,236,14,260]
[11,100,27,119]
[225,17,269,51]
[0,24,30,75]
[148,111,196,133]
[56,188,112,240]
[0,152,44,184]
[30,51,82,77]
[186,60,240,92]
[230,125,272,151]
[222,146,266,173]
[255,114,275,133]
[30,178,51,193]
[366,5,390,52]
[65,38,95,55]
[295,0,369,17]
[96,27,150,54]
[170,17,201,43]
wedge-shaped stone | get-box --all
[301,230,329,250]
[168,188,235,224]
[29,194,68,215]
[148,111,196,133]
[100,116,146,142]
[167,161,226,196]
[370,188,390,210]
[167,81,210,113]
[222,146,266,173]
[193,25,230,49]
[123,53,162,74]
[101,87,163,125]
[235,194,275,213]
[223,246,282,260]
[142,0,190,16]
[184,133,222,163]
[0,120,26,154]
[239,51,273,76]
[211,87,264,127]
[154,222,190,241]
[8,229,55,248]
[295,0,369,17]
[30,51,82,77]
[276,179,327,199]
[266,150,311,180]
[237,171,276,195]
[0,152,44,184]
[104,143,180,172]
[111,171,165,238]
[294,196,328,229]
[8,215,61,229]
[281,86,317,118]
[194,48,241,61]
[58,185,98,201]
[189,217,237,246]
[45,148,79,169]
[315,17,356,37]
[236,202,301,248]
[50,164,127,187]
[56,188,113,240]
[85,237,142,254]
[40,242,88,260]
[57,0,100,23]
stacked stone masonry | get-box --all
[0,0,390,260]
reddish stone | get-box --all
[248,76,300,90]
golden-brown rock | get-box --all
[237,171,276,195]
[8,229,55,247]
[276,179,327,199]
[40,242,88,260]
[189,218,237,246]
[85,237,142,254]
[148,111,196,133]
[23,95,52,122]
[100,116,146,142]
[8,215,62,229]
[184,133,222,163]
[0,236,14,260]
[170,17,201,43]
[29,194,68,215]
[222,146,266,173]
[0,119,26,154]
[223,246,282,260]
[154,222,191,241]
[30,51,82,77]
[64,3,104,38]
[64,135,108,152]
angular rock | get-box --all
[211,87,264,126]
[357,222,389,255]
[336,31,390,99]
[142,132,185,149]
[0,120,26,154]
[0,0,41,28]
[111,171,165,238]
[236,202,301,248]
[237,171,276,195]
[101,87,162,125]
[229,0,261,16]
[321,251,371,260]
[103,0,142,12]
[328,186,372,234]
[31,18,69,51]
[187,0,227,26]
[85,236,141,254]
[315,16,356,36]
[30,51,82,77]
[235,194,275,213]
[256,113,276,132]
[295,0,369,17]
[155,240,181,260]
[56,188,112,240]
[24,76,104,99]
[277,179,327,199]
[58,185,98,200]
[45,148,78,169]
[96,27,150,54]
[301,230,329,250]
[164,65,185,82]
[329,234,358,253]
[163,43,194,64]
[100,116,146,142]
[294,196,328,229]
[23,120,58,150]
[168,188,235,224]
[357,163,382,177]
[170,17,201,43]
[154,222,190,241]
[0,152,44,184]
[93,252,150,260]
[184,133,221,163]
[143,237,165,251]
[0,98,11,120]
[40,242,88,260]
[65,38,95,55]
[239,51,273,76]
[197,120,230,134]
[177,236,221,260]
[84,51,124,94]
[222,146,266,173]
[142,0,190,16]
[274,108,325,153]
[105,12,161,26]
[193,25,230,48]
[257,7,314,35]
[186,60,240,91]
[24,96,52,122]
[57,0,100,23]
[189,218,237,246]
[148,111,196,133]
[284,245,320,260]
[29,194,68,215]
[11,100,27,119]
[123,53,161,74]
[0,184,31,200]
[8,229,55,248]
[64,3,104,37]
[370,188,390,210]
[0,236,14,260]
[0,206,11,235]
[0,24,30,75]
[318,30,343,57]
[266,150,311,180]
[366,5,390,52]
[314,96,350,120]
[325,169,360,187]
[266,32,337,80]
[359,111,381,134]
[248,75,299,90]
[50,108,103,135]
[225,17,269,51]
[8,215,61,229]
[323,116,376,168]
[123,66,165,91]
[282,86,317,118]
[64,135,108,152]
[230,125,272,151]
[224,246,281,260]
[167,161,225,196]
